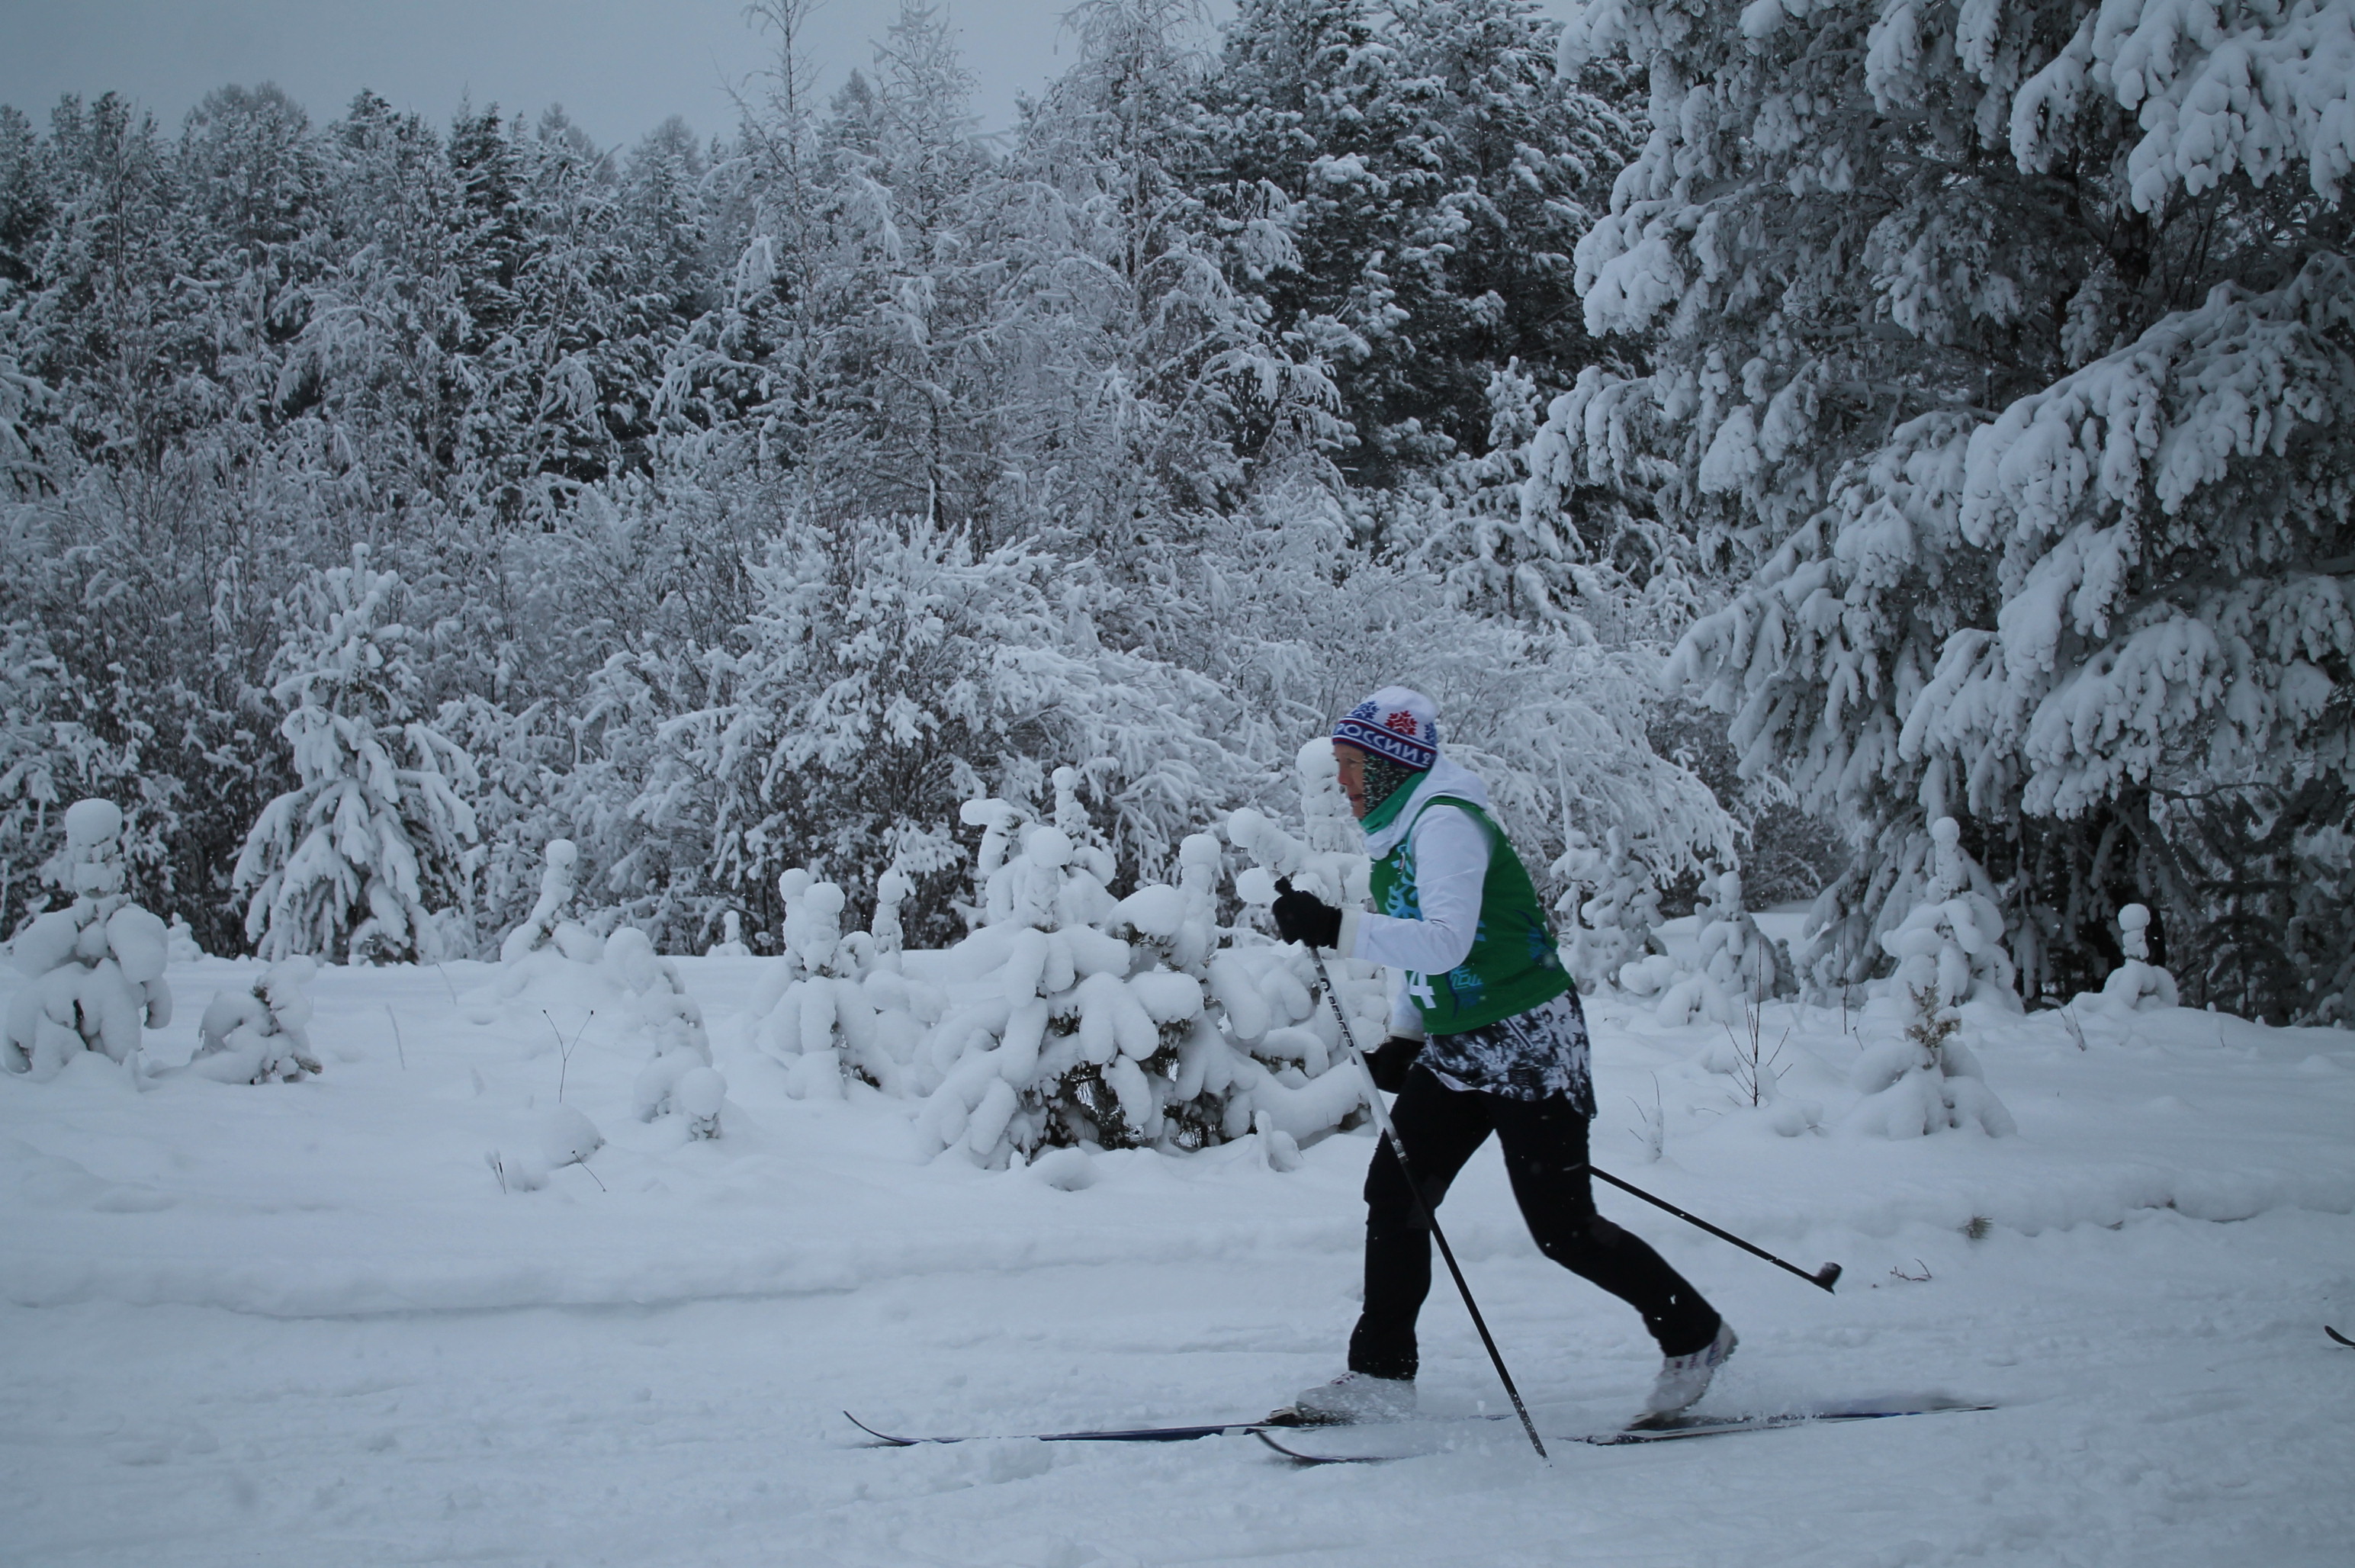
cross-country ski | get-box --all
[1253,1398,2000,1465]
[848,1394,1997,1460]
[844,1412,1264,1448]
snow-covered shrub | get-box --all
[541,1104,605,1168]
[2,799,172,1080]
[191,958,321,1084]
[2093,904,2179,1014]
[902,822,1215,1162]
[869,868,913,959]
[489,1104,607,1194]
[769,751,1375,1168]
[233,551,480,965]
[670,1065,729,1139]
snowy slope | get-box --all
[4,955,2352,1566]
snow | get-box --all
[3,953,2350,1565]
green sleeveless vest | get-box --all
[1369,797,1572,1035]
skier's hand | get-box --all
[1368,1035,1423,1093]
[1271,879,1343,950]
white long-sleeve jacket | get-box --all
[1331,755,1494,1039]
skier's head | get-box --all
[1332,686,1438,820]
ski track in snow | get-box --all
[3,955,2353,1566]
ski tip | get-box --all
[2328,1325,2354,1348]
[843,1411,920,1446]
[1813,1261,1843,1292]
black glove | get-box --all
[1271,879,1342,949]
[1368,1034,1424,1094]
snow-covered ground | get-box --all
[5,953,2353,1566]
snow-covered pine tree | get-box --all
[1845,819,2022,1134]
[1552,0,2355,1017]
[0,627,167,939]
[234,551,481,963]
[1198,0,1641,486]
[1672,869,1796,1023]
[1009,0,1344,544]
[1872,817,2020,1011]
[1553,825,1662,991]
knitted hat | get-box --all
[1333,686,1439,771]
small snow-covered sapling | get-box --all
[2096,904,2178,1012]
[1843,979,2016,1138]
[191,957,320,1083]
[1876,818,2019,1011]
[1904,982,1961,1065]
[502,839,582,964]
[869,867,913,958]
[712,911,752,955]
[165,915,204,963]
[2,798,173,1080]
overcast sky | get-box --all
[0,0,1203,149]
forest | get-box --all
[1,0,2348,1023]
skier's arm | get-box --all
[1338,805,1490,989]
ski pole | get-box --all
[1574,1165,1842,1293]
[1293,932,1550,1462]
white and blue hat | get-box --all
[1333,686,1439,771]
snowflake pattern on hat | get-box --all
[1333,686,1438,770]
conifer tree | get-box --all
[234,551,481,962]
[1550,0,2355,1015]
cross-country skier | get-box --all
[1268,686,1736,1425]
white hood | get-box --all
[1361,750,1490,860]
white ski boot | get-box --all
[1637,1320,1737,1425]
[1270,1371,1417,1426]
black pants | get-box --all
[1347,1065,1721,1381]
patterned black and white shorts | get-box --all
[1418,989,1594,1115]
